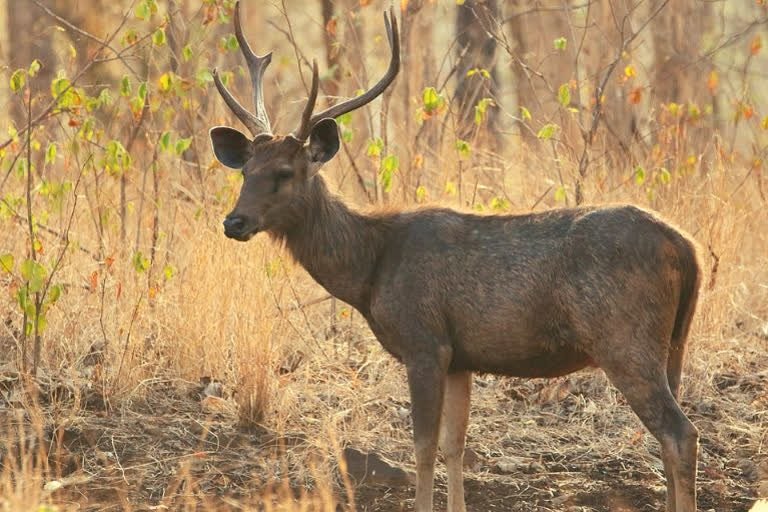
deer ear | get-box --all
[308,118,340,164]
[209,126,253,169]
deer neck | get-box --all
[273,175,386,312]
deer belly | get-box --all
[449,340,595,378]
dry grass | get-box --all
[0,148,766,511]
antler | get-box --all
[293,8,400,140]
[212,1,272,137]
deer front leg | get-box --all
[439,371,471,512]
[405,347,452,512]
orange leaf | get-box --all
[401,0,409,10]
[105,256,115,268]
[744,105,754,120]
[89,271,98,292]
[68,118,80,127]
[359,0,372,6]
[628,86,643,105]
[751,35,762,55]
[707,71,718,95]
[203,5,216,26]
[325,17,337,38]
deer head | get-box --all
[209,1,400,241]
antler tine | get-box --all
[233,0,272,134]
[212,1,272,137]
[307,8,400,127]
[212,69,264,137]
[293,60,320,141]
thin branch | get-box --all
[0,1,141,152]
[502,1,596,24]
[575,0,670,204]
[30,0,141,78]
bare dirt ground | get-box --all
[2,326,766,512]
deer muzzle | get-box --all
[223,214,258,241]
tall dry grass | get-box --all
[1,1,767,510]
[1,146,766,509]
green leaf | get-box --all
[416,185,427,202]
[28,59,42,78]
[558,84,571,108]
[163,264,175,280]
[45,143,57,165]
[50,77,71,98]
[634,166,646,185]
[132,251,150,273]
[17,286,29,313]
[537,123,559,140]
[366,137,384,157]
[490,197,510,211]
[152,28,167,46]
[553,37,567,51]
[196,69,214,86]
[0,253,14,273]
[336,112,352,126]
[97,88,113,107]
[467,68,491,79]
[379,155,398,193]
[474,98,493,125]
[105,140,131,173]
[10,69,26,92]
[121,28,138,47]
[135,1,150,20]
[120,76,131,97]
[175,136,193,155]
[456,139,471,159]
[182,45,193,62]
[21,260,47,294]
[554,185,567,202]
[423,87,440,113]
[138,82,148,101]
[520,106,532,121]
[658,167,671,185]
[48,284,62,304]
[158,72,172,92]
[160,131,171,152]
[226,34,239,51]
[381,154,398,173]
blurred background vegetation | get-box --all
[0,1,767,510]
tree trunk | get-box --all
[7,0,55,123]
[454,0,499,142]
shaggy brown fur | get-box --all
[217,144,701,512]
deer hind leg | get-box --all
[598,351,698,512]
[405,346,452,512]
[439,371,472,512]
[662,342,688,510]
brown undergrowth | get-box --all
[1,151,767,511]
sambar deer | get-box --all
[209,3,701,511]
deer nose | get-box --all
[223,215,245,233]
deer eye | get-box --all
[273,169,294,192]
